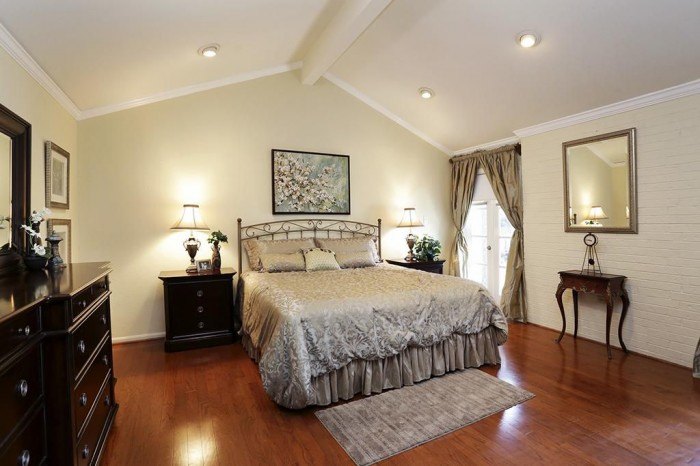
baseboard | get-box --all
[112,332,165,345]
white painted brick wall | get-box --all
[522,93,700,368]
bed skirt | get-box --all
[242,325,503,407]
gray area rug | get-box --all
[315,369,534,466]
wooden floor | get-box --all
[101,324,700,465]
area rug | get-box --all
[315,369,534,466]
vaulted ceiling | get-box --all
[1,0,699,153]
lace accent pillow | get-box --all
[315,237,380,263]
[335,250,376,269]
[244,238,316,271]
[303,248,340,272]
[260,252,306,273]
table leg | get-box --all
[572,290,579,339]
[555,282,566,343]
[605,292,614,359]
[619,289,630,353]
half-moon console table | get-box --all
[555,270,630,359]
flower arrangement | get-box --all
[21,208,51,257]
[413,234,442,261]
[208,230,228,270]
[207,230,228,245]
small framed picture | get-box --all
[196,259,212,273]
[47,218,72,263]
[45,141,70,209]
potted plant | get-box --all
[21,208,51,270]
[413,234,441,262]
[208,230,228,270]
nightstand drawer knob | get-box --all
[19,450,30,466]
[77,340,86,354]
[196,289,204,298]
[80,393,88,406]
[197,306,204,314]
[197,321,204,329]
[16,379,29,398]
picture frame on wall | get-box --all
[45,141,70,209]
[271,149,350,215]
[47,218,72,263]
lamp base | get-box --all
[404,234,417,261]
[186,263,198,274]
[184,234,201,273]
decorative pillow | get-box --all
[303,248,340,272]
[260,252,306,273]
[244,238,316,271]
[335,250,376,269]
[315,237,380,263]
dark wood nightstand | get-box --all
[158,268,236,352]
[386,258,445,274]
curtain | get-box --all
[479,146,527,322]
[448,157,479,277]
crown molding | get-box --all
[323,72,451,155]
[453,135,520,156]
[0,22,81,119]
[80,62,303,120]
[514,78,700,137]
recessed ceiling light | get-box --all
[419,87,434,99]
[198,43,220,58]
[516,31,540,48]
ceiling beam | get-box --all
[302,0,393,85]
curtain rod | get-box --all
[449,143,521,163]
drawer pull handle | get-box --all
[19,450,31,466]
[16,379,29,398]
[197,306,204,314]
[102,354,110,366]
[77,340,86,354]
[80,393,88,406]
[100,314,107,325]
[82,445,90,459]
[104,394,112,406]
[17,325,31,336]
[197,322,205,329]
[196,289,204,298]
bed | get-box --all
[237,218,508,409]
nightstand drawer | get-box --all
[170,312,231,337]
[72,302,110,379]
[0,346,42,443]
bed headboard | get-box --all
[237,218,382,272]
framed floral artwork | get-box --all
[45,141,70,209]
[272,149,350,215]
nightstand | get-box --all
[158,268,236,352]
[386,258,445,274]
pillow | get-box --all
[244,238,316,271]
[303,248,340,272]
[315,237,380,263]
[335,250,376,269]
[260,252,306,273]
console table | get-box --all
[555,270,630,359]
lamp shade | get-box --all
[171,204,209,231]
[587,206,609,220]
[397,207,424,228]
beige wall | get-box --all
[0,47,78,239]
[76,71,450,341]
[522,93,700,367]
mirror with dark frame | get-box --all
[563,128,637,233]
[0,103,31,276]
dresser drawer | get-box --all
[76,378,113,466]
[0,407,46,466]
[0,307,41,362]
[72,276,110,320]
[0,346,42,444]
[74,339,112,438]
[72,302,110,379]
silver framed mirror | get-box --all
[563,128,637,233]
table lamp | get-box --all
[171,204,209,273]
[586,206,608,227]
[397,207,424,261]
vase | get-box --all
[211,241,222,270]
[24,255,48,271]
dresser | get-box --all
[0,262,117,466]
[158,268,236,352]
[386,258,445,274]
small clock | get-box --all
[583,233,598,247]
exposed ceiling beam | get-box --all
[302,0,392,85]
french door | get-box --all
[464,201,514,301]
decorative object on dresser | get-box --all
[397,207,424,261]
[45,229,66,269]
[271,149,350,215]
[47,218,72,264]
[581,233,602,274]
[158,268,236,352]
[20,208,52,270]
[413,234,442,262]
[0,262,118,465]
[555,270,630,359]
[207,230,228,270]
[386,258,445,274]
[196,259,212,272]
[45,141,71,210]
[171,204,210,273]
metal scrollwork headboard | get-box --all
[237,218,382,271]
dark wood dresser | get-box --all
[386,258,445,274]
[158,268,236,352]
[0,262,117,465]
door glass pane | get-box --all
[465,203,488,288]
[497,207,514,293]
